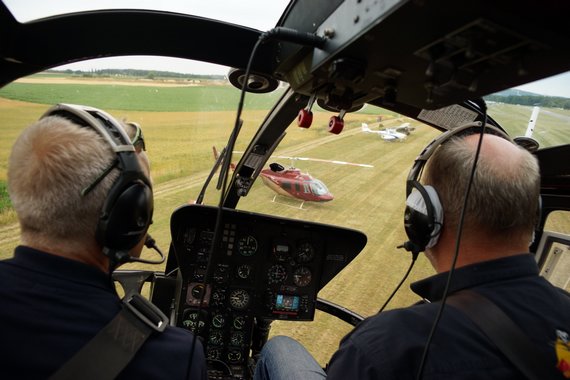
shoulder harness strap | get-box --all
[447,290,562,380]
[49,292,168,380]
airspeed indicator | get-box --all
[229,289,251,310]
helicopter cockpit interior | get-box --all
[1,0,569,379]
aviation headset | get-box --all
[40,104,154,265]
[403,121,512,253]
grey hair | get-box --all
[423,135,540,238]
[8,116,119,243]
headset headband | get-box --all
[42,103,135,153]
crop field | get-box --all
[1,76,569,365]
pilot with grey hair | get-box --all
[254,131,570,379]
[0,107,207,379]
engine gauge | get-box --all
[212,314,225,328]
[207,348,221,360]
[295,241,315,263]
[230,331,245,346]
[229,289,251,310]
[211,289,226,306]
[182,311,205,332]
[267,264,287,284]
[292,266,312,287]
[233,315,246,330]
[228,350,242,363]
[238,235,258,257]
[236,264,252,280]
[213,265,229,284]
[208,329,224,345]
[190,284,205,299]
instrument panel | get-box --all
[169,204,367,379]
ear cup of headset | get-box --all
[40,104,154,263]
[404,181,444,251]
[97,181,153,251]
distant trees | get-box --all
[47,68,225,81]
[484,94,570,109]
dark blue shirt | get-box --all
[326,254,570,379]
[0,246,207,380]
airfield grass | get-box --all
[1,78,570,365]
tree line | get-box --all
[484,94,570,109]
[49,68,225,81]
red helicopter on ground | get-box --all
[260,161,333,204]
[259,156,373,208]
[213,147,373,208]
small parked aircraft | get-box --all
[361,122,412,141]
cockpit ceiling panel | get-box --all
[274,0,570,110]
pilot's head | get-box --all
[422,132,540,269]
[8,108,151,270]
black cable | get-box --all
[128,234,166,265]
[196,147,226,204]
[185,36,265,378]
[378,251,419,314]
[185,27,328,378]
[415,100,488,380]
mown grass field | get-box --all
[1,76,569,365]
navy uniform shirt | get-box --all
[326,254,570,379]
[0,246,207,380]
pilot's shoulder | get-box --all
[351,302,440,340]
[132,326,207,379]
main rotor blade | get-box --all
[273,155,373,168]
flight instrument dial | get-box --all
[295,241,315,263]
[238,235,258,257]
[229,289,251,310]
[293,266,312,287]
[267,264,287,284]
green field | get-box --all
[1,78,569,365]
[0,82,285,112]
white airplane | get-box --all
[525,106,540,138]
[361,122,410,141]
[514,106,540,152]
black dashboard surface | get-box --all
[169,204,367,378]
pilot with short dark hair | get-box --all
[0,107,207,379]
[253,131,570,379]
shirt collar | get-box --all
[9,245,115,292]
[411,254,539,302]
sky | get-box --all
[3,0,290,28]
[513,72,570,98]
[3,0,290,76]
[4,0,570,98]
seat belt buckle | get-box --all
[122,291,169,333]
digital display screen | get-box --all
[275,244,289,253]
[273,242,290,261]
[275,294,300,312]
